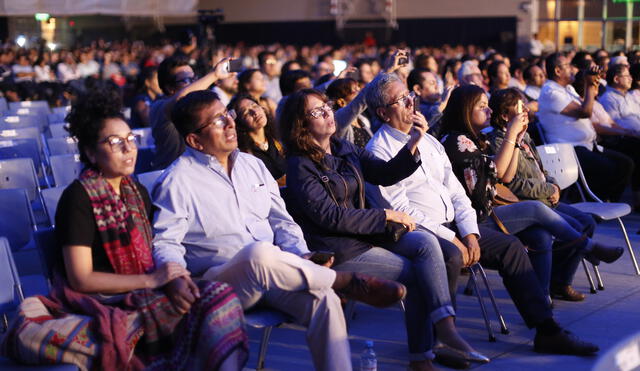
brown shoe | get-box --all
[335,272,406,308]
[534,330,599,356]
[550,284,585,302]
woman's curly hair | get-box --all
[65,88,125,168]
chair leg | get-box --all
[463,274,474,296]
[475,264,509,335]
[616,217,640,275]
[469,268,496,342]
[593,265,604,290]
[399,299,406,313]
[256,326,273,371]
[582,259,597,294]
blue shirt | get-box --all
[152,147,309,276]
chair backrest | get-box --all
[47,112,68,126]
[0,188,35,250]
[0,115,44,130]
[535,143,579,191]
[34,227,58,285]
[0,157,40,201]
[49,154,82,187]
[48,122,71,138]
[132,128,154,148]
[41,186,65,226]
[47,137,79,156]
[0,97,7,112]
[135,147,155,174]
[137,170,163,194]
[0,127,44,155]
[0,236,23,320]
[8,100,50,114]
[0,138,43,170]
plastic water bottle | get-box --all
[360,340,377,371]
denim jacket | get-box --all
[285,138,420,264]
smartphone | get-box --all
[413,95,420,114]
[309,251,335,265]
[226,59,243,73]
[516,100,524,114]
[398,53,409,66]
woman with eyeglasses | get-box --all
[227,93,287,186]
[282,87,488,371]
[2,89,249,371]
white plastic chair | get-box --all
[536,143,638,278]
[49,154,82,187]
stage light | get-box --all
[47,42,57,51]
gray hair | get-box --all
[365,73,402,119]
[457,60,479,82]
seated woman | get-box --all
[325,77,373,148]
[237,68,278,119]
[487,88,602,301]
[282,88,489,371]
[440,85,624,298]
[1,90,248,371]
[130,66,162,128]
[228,93,287,185]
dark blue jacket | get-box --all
[285,138,420,264]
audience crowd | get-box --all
[2,35,640,371]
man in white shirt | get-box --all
[365,73,599,356]
[152,89,405,371]
[258,51,282,103]
[538,53,632,202]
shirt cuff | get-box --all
[456,222,480,240]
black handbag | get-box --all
[316,161,408,246]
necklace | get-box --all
[257,140,269,151]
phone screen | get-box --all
[332,60,347,77]
[413,95,420,114]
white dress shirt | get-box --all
[537,80,597,150]
[524,85,541,100]
[152,147,309,276]
[366,124,479,241]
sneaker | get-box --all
[550,284,585,302]
[337,273,406,308]
[590,243,624,264]
[534,330,599,356]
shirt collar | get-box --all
[186,146,239,170]
[606,86,626,97]
[380,123,411,143]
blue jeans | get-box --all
[487,200,591,294]
[333,230,454,361]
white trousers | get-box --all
[203,242,352,371]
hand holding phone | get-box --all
[226,59,243,73]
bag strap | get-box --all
[490,211,510,235]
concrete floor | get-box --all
[243,213,640,371]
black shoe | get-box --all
[534,330,599,356]
[433,347,471,369]
[590,243,624,264]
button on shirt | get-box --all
[538,80,597,150]
[366,124,479,241]
[599,86,640,132]
[152,147,309,276]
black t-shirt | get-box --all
[54,179,153,275]
[248,137,287,181]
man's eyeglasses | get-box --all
[306,102,334,119]
[99,133,140,153]
[385,91,416,108]
[192,109,237,134]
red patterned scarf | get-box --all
[79,169,154,274]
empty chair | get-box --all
[46,137,79,156]
[47,122,70,138]
[132,127,154,147]
[47,113,67,126]
[8,100,50,114]
[41,187,65,226]
[0,97,7,112]
[49,154,83,187]
[0,188,36,250]
[537,143,638,277]
[0,115,44,130]
[0,138,48,187]
[0,236,24,331]
[136,170,163,194]
[135,146,155,174]
[0,157,41,202]
[0,127,45,156]
[51,106,71,116]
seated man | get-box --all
[599,64,640,134]
[523,64,545,101]
[537,52,632,202]
[151,90,404,371]
[365,73,599,356]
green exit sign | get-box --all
[613,0,640,2]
